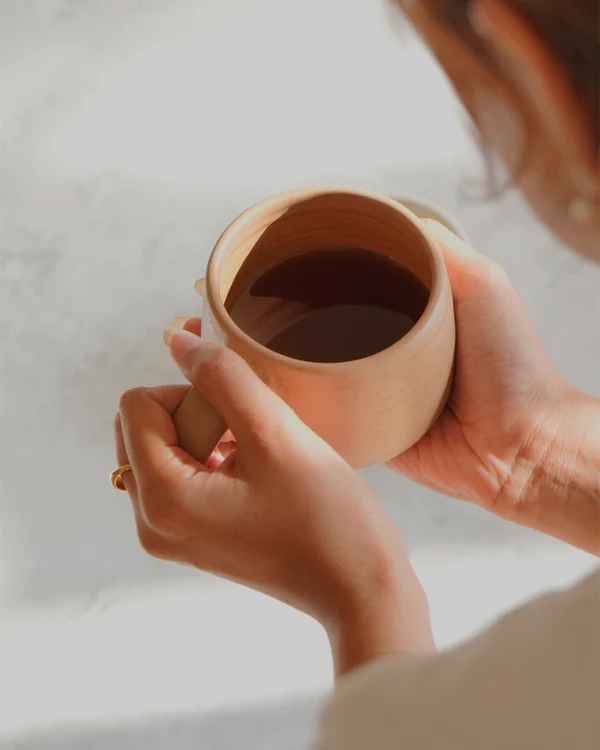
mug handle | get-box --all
[172,277,228,463]
[174,389,227,464]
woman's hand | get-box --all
[391,221,600,555]
[116,330,434,677]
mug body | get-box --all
[201,187,455,467]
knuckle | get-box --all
[118,387,146,415]
[194,346,232,382]
[137,525,169,560]
[245,423,275,458]
[139,482,185,537]
[250,412,297,459]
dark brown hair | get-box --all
[432,0,600,150]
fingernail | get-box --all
[169,330,220,375]
[206,447,225,471]
[163,316,192,347]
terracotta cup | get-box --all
[392,196,470,244]
[174,187,456,468]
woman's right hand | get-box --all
[391,221,600,555]
[116,332,434,678]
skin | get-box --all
[116,334,434,678]
[391,222,600,555]
[116,0,600,679]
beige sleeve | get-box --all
[316,569,600,750]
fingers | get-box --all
[117,382,248,559]
[422,219,511,298]
[424,221,555,385]
[134,515,180,562]
[119,385,226,538]
[168,330,299,455]
[114,414,138,497]
[163,316,202,345]
[423,219,480,262]
[217,441,237,460]
[118,385,198,494]
[182,317,202,336]
[115,412,154,551]
[116,386,191,479]
[137,385,192,413]
[115,413,165,559]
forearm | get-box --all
[317,570,600,750]
[503,389,600,555]
[326,559,435,679]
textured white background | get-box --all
[1,1,598,747]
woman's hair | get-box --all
[432,0,600,149]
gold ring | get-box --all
[111,464,133,491]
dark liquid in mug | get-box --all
[225,248,430,363]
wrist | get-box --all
[505,387,600,554]
[325,554,435,679]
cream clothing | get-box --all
[317,568,600,749]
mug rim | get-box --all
[205,186,448,373]
[391,195,470,244]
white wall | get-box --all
[1,1,598,746]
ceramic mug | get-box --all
[174,187,456,468]
[392,196,470,245]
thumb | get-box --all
[422,218,510,299]
[423,220,554,380]
[168,330,296,454]
[422,219,480,263]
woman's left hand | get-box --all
[115,328,433,677]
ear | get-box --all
[470,0,598,180]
